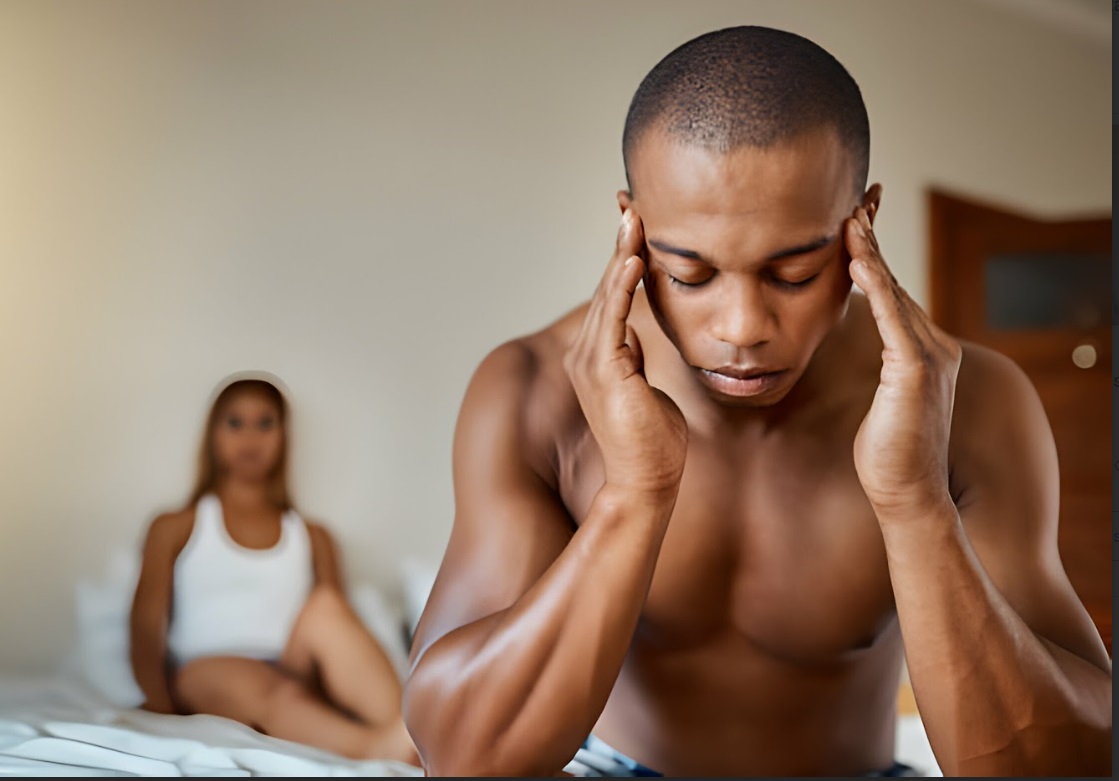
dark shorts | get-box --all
[562,734,921,777]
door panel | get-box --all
[928,188,1111,654]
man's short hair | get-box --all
[623,25,870,196]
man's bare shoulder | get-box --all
[472,301,587,398]
[947,339,1057,505]
[952,340,1048,436]
[460,303,590,484]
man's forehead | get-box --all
[630,125,857,218]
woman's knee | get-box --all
[309,582,346,610]
[301,582,348,623]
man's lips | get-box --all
[695,365,789,398]
[705,365,784,380]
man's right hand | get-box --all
[563,208,688,497]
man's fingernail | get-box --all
[622,208,632,226]
[850,260,865,275]
[625,256,636,267]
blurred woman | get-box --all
[129,375,417,763]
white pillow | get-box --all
[71,548,145,707]
[71,547,414,704]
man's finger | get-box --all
[600,255,646,356]
[849,208,895,282]
[622,323,645,377]
[846,216,921,359]
[617,208,645,263]
[581,210,644,350]
[853,210,941,352]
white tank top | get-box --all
[167,494,314,665]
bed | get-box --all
[0,674,941,777]
[0,672,422,777]
[0,554,431,777]
[0,555,941,777]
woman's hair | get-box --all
[187,375,294,510]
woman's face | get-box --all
[211,390,283,482]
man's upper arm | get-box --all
[409,340,576,667]
[951,344,1110,671]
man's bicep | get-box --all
[955,352,1109,670]
[411,484,574,664]
[409,342,575,665]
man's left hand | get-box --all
[847,204,963,521]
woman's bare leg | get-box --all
[281,584,416,762]
[174,656,387,759]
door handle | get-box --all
[1071,343,1097,369]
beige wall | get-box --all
[0,0,1109,672]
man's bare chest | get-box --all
[558,427,897,663]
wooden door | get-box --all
[928,188,1111,654]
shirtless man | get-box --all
[402,26,1112,776]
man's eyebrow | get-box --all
[647,239,708,262]
[647,235,836,264]
[765,234,835,261]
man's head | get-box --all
[623,25,870,197]
[619,26,880,408]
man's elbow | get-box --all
[401,716,521,777]
[420,743,560,778]
[401,672,483,775]
[403,680,558,777]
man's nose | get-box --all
[709,279,776,349]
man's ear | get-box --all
[617,189,634,215]
[863,183,883,225]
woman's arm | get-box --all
[128,511,191,713]
[307,522,344,590]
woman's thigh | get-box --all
[174,656,291,725]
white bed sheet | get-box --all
[0,674,422,777]
[0,673,941,777]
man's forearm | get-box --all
[880,499,1111,776]
[405,485,676,776]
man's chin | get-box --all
[704,387,795,409]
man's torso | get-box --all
[518,289,909,775]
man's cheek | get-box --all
[806,272,853,339]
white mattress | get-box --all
[0,672,941,777]
[0,673,423,777]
